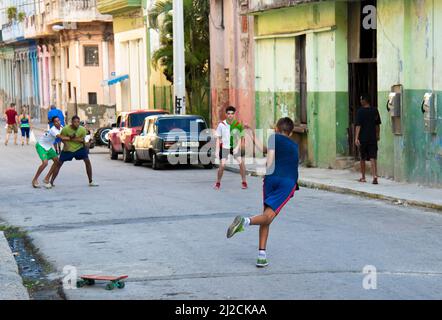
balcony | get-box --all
[45,0,112,25]
[248,0,320,13]
[24,14,55,39]
[96,0,141,15]
[1,21,25,43]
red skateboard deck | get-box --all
[80,275,128,281]
[77,275,128,290]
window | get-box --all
[68,82,71,100]
[295,35,307,124]
[241,15,248,33]
[66,47,69,68]
[88,92,97,105]
[158,118,207,134]
[84,46,99,66]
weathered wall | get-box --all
[210,0,255,129]
[254,1,348,167]
[377,0,442,186]
[67,103,116,128]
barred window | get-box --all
[84,46,99,66]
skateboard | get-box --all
[76,275,128,290]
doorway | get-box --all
[348,0,378,157]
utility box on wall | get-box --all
[421,92,438,134]
[386,84,403,135]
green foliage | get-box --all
[149,0,210,119]
[17,12,26,22]
[7,6,17,21]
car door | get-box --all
[110,115,122,149]
[118,114,130,151]
[134,119,146,160]
[144,118,155,160]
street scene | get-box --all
[0,0,441,303]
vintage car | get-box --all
[132,114,215,169]
[108,109,168,162]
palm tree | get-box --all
[149,0,210,118]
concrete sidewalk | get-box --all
[0,232,29,300]
[222,158,442,211]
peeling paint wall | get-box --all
[254,1,348,168]
[210,0,255,128]
[377,0,442,186]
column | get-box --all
[102,40,110,105]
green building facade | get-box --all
[250,0,441,186]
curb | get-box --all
[220,165,442,212]
[0,232,30,300]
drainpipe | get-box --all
[143,0,152,109]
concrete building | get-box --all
[97,0,171,113]
[0,0,117,126]
[212,0,441,186]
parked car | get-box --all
[132,115,215,170]
[108,109,168,162]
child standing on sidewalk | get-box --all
[226,117,299,268]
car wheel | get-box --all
[133,151,142,166]
[97,128,111,145]
[110,144,118,160]
[152,152,160,170]
[123,147,133,163]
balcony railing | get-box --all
[249,0,320,12]
[1,21,25,43]
[96,0,141,15]
[24,14,55,39]
[45,0,112,24]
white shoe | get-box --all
[89,181,99,187]
[44,183,52,189]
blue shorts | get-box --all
[263,176,297,215]
[59,148,89,162]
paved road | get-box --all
[1,142,442,299]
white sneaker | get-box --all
[89,181,99,187]
[44,183,52,189]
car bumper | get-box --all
[157,150,214,161]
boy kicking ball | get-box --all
[226,117,299,268]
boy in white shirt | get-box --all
[32,116,67,188]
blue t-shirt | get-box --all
[48,109,65,127]
[266,133,299,181]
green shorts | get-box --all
[36,143,58,161]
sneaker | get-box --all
[241,181,248,189]
[44,183,52,189]
[256,257,269,268]
[213,182,221,190]
[89,181,99,187]
[32,182,41,188]
[226,216,245,238]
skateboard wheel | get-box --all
[116,281,125,289]
[105,283,115,291]
[76,280,85,288]
[86,279,95,286]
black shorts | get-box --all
[59,148,89,162]
[360,143,378,161]
[219,148,245,160]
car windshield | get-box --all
[158,118,207,134]
[129,112,164,127]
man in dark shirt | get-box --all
[355,95,381,184]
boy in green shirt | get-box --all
[214,106,247,190]
[48,115,98,187]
